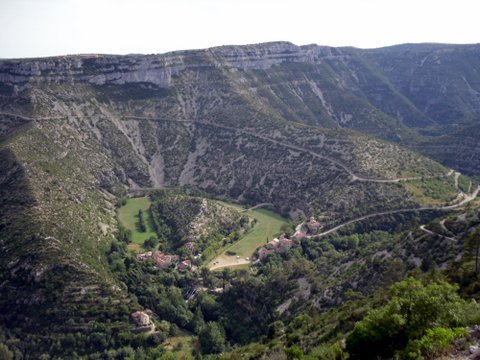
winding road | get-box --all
[1,112,454,184]
[419,224,456,242]
[4,112,478,269]
[306,185,480,239]
[210,184,479,270]
[208,185,480,269]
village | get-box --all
[136,251,198,272]
[257,216,323,260]
[131,217,323,334]
[135,216,324,269]
[130,211,324,334]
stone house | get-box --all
[153,252,180,268]
[178,259,196,272]
[306,217,322,233]
[131,311,150,326]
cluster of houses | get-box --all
[258,233,294,259]
[136,251,197,272]
[257,217,323,260]
[135,216,325,266]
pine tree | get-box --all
[137,209,147,232]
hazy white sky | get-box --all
[1,0,479,58]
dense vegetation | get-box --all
[0,183,478,358]
[346,278,477,359]
[147,190,249,258]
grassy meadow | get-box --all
[208,202,288,269]
[117,197,157,245]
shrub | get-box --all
[199,322,226,354]
[346,277,479,359]
[403,327,467,360]
[284,345,304,359]
[309,341,347,360]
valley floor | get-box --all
[117,197,156,248]
[208,203,287,270]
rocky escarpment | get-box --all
[363,43,480,127]
[2,41,480,130]
[0,42,348,86]
[2,41,480,163]
[1,41,463,219]
[8,43,480,178]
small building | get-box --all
[306,217,322,233]
[258,247,275,259]
[292,229,307,241]
[278,233,288,241]
[131,311,150,326]
[267,238,280,249]
[178,259,193,272]
[131,310,156,334]
[153,252,180,268]
[258,233,296,260]
[136,251,153,261]
[277,238,294,253]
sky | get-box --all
[0,0,479,58]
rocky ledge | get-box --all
[0,41,350,87]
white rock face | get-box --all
[0,54,187,87]
[0,42,351,86]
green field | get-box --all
[403,177,458,206]
[117,197,157,244]
[216,202,288,258]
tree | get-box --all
[403,327,467,359]
[143,236,159,250]
[0,344,13,360]
[117,346,135,359]
[222,268,231,289]
[192,307,205,333]
[284,345,304,359]
[137,210,147,232]
[158,352,177,360]
[465,228,480,276]
[115,198,127,208]
[201,267,213,288]
[118,225,132,243]
[199,322,226,354]
[197,292,219,321]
